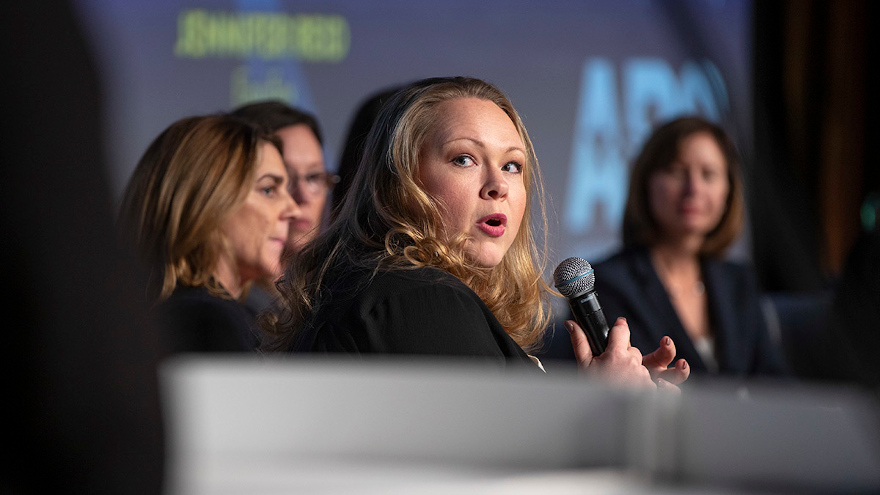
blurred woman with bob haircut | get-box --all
[594,116,787,377]
[119,114,299,352]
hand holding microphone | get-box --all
[553,257,609,356]
[554,257,689,389]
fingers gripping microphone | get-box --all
[553,257,609,356]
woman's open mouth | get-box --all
[476,213,507,237]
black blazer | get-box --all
[593,248,788,377]
[291,266,540,371]
[158,285,260,353]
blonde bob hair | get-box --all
[622,116,745,257]
[265,77,551,353]
[119,114,279,301]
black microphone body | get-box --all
[554,257,610,356]
[567,290,609,355]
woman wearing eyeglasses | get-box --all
[230,101,338,316]
[231,101,339,256]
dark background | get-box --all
[752,0,876,291]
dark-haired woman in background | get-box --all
[230,101,337,253]
[230,101,337,313]
[333,85,404,218]
[593,116,788,378]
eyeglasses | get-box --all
[289,172,340,196]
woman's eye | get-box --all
[305,173,323,184]
[502,161,523,173]
[261,185,277,196]
[452,155,475,167]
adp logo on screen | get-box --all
[563,57,729,245]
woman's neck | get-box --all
[649,239,711,341]
[213,258,242,298]
[649,242,702,286]
[656,231,703,256]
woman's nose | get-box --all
[289,178,309,204]
[281,190,301,219]
[480,167,509,200]
[683,170,700,194]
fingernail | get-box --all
[664,337,672,346]
[656,379,667,387]
[564,321,574,333]
[682,361,688,369]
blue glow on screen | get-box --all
[565,57,729,243]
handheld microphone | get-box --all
[553,257,609,356]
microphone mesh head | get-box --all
[553,257,595,298]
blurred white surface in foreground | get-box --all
[161,356,880,494]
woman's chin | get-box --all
[660,226,711,244]
[466,246,507,268]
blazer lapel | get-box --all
[702,260,740,374]
[630,250,710,372]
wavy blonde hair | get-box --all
[265,77,551,353]
[118,115,277,301]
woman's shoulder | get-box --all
[163,284,233,306]
[316,266,528,361]
[704,257,758,283]
[711,256,753,271]
[592,247,650,282]
[336,266,478,311]
[318,266,476,316]
[158,285,258,352]
[368,266,469,292]
[160,285,254,320]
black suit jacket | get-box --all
[159,285,260,353]
[593,248,788,377]
[291,266,540,371]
